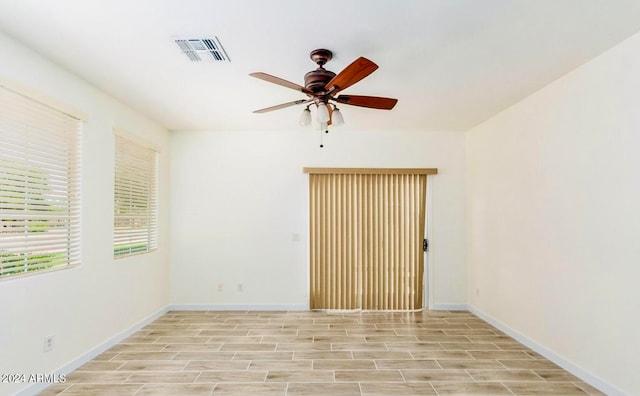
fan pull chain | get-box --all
[319,122,329,147]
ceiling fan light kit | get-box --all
[299,106,312,127]
[331,106,344,126]
[316,102,331,123]
[251,49,398,147]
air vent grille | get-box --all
[175,37,230,62]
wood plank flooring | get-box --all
[38,310,605,395]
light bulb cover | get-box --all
[299,107,311,126]
[316,102,330,123]
[332,106,344,126]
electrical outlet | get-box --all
[238,283,244,292]
[216,283,224,292]
[476,288,480,296]
[43,335,54,352]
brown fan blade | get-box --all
[253,99,310,113]
[334,95,398,110]
[325,57,378,93]
[250,72,312,95]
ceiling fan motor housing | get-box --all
[304,68,336,93]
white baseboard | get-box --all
[16,307,169,396]
[431,303,468,311]
[468,305,624,396]
[168,304,308,311]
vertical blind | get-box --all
[308,170,430,310]
[0,85,82,277]
[114,133,158,257]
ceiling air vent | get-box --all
[175,37,230,62]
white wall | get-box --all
[0,32,171,395]
[170,128,466,309]
[466,31,640,395]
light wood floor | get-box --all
[39,310,604,395]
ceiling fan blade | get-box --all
[334,95,398,110]
[325,57,378,93]
[250,72,312,95]
[253,99,310,113]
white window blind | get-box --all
[0,85,82,278]
[114,132,158,258]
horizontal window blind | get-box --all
[114,132,158,258]
[0,85,81,278]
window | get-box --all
[114,131,158,258]
[0,83,82,278]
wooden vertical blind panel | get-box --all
[309,172,426,310]
[310,174,357,309]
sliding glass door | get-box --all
[307,168,434,311]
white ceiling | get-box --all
[1,0,640,132]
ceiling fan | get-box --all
[250,49,398,126]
